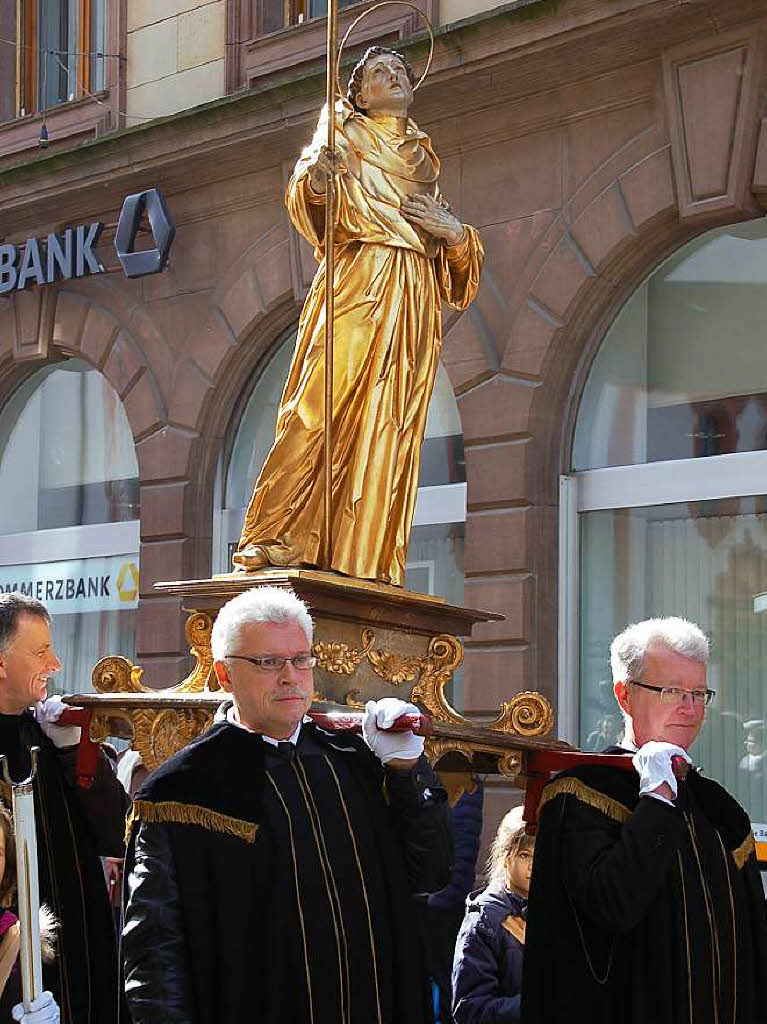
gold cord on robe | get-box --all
[234,100,483,585]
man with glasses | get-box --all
[122,585,451,1024]
[523,616,767,1024]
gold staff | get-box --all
[322,0,338,570]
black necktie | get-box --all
[276,742,296,763]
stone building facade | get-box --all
[1,0,767,846]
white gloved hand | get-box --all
[12,991,60,1023]
[632,741,692,801]
[362,698,424,766]
[34,696,80,748]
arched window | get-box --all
[0,359,139,692]
[213,332,467,698]
[562,219,767,850]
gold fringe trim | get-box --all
[539,777,632,825]
[125,800,259,846]
[731,831,755,870]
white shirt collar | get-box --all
[225,704,309,746]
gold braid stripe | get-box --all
[539,778,632,825]
[125,799,259,846]
[731,831,755,870]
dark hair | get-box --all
[346,46,416,113]
[0,594,50,654]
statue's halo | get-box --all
[336,1,435,100]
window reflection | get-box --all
[580,496,767,825]
[574,219,767,470]
[0,360,139,693]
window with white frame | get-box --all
[213,331,467,704]
[561,219,767,856]
[0,359,139,693]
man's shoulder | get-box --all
[539,759,639,825]
[687,769,753,850]
[136,722,262,804]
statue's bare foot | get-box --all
[232,545,271,571]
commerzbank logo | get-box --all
[116,561,139,603]
[0,187,175,294]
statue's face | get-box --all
[356,54,413,116]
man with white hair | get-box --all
[122,585,451,1024]
[523,616,767,1024]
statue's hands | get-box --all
[400,194,465,246]
[307,146,344,195]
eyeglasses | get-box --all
[628,679,715,706]
[226,654,317,673]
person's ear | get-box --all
[0,653,7,682]
[355,88,366,110]
[614,679,631,715]
[213,660,232,693]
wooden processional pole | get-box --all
[322,0,338,570]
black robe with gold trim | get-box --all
[521,749,767,1024]
[0,712,129,1024]
[123,719,451,1024]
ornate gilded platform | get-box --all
[74,569,566,801]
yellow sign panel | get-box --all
[117,561,139,603]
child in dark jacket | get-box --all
[451,806,534,1024]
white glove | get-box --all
[12,992,60,1023]
[362,698,424,765]
[34,696,81,748]
[632,741,692,801]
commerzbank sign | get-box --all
[0,187,175,294]
[0,555,139,614]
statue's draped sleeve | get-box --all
[286,101,484,308]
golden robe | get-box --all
[235,100,483,585]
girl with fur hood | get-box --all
[451,806,535,1024]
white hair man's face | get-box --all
[613,646,706,750]
[214,620,314,740]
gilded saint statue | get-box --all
[234,45,483,585]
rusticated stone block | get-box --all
[502,303,557,379]
[136,596,187,654]
[103,330,144,398]
[464,576,532,644]
[218,268,263,342]
[570,184,636,271]
[140,481,190,538]
[124,372,165,441]
[168,360,213,431]
[78,303,120,367]
[138,538,194,593]
[465,508,528,575]
[52,290,89,350]
[619,147,676,229]
[528,235,593,322]
[254,237,293,310]
[186,315,236,380]
[457,376,535,443]
[442,307,496,392]
[464,441,530,509]
[136,426,195,482]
